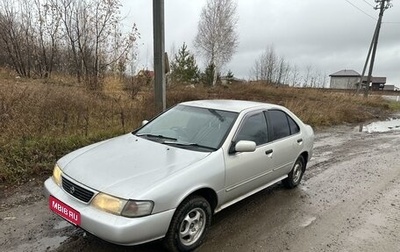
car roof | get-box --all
[179,100,281,113]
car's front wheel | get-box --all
[283,155,305,189]
[164,196,212,252]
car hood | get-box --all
[58,133,210,199]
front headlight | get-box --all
[91,193,154,217]
[52,164,62,186]
[91,193,126,215]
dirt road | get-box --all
[1,123,400,252]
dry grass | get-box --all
[0,77,396,185]
[0,77,142,184]
[166,84,390,126]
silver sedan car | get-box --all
[44,99,314,251]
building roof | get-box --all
[329,69,360,77]
[361,76,386,84]
[330,70,387,84]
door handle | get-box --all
[297,138,303,143]
[265,149,273,155]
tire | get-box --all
[283,155,305,189]
[164,196,212,252]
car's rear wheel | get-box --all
[164,196,212,252]
[283,155,305,189]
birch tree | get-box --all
[194,0,238,86]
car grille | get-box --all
[62,176,95,203]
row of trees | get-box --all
[0,0,138,89]
[250,45,327,87]
[0,0,326,88]
[168,42,326,87]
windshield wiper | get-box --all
[163,141,217,151]
[208,109,225,122]
[136,133,177,141]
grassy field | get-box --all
[0,70,398,185]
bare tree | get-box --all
[250,45,278,84]
[249,58,261,81]
[1,0,61,77]
[265,46,277,83]
[0,0,138,85]
[56,0,138,89]
[33,0,62,77]
[194,0,239,86]
[275,56,287,85]
[251,47,328,88]
[291,64,301,87]
[321,72,328,88]
[303,65,312,87]
[90,0,138,88]
[0,0,33,77]
[56,0,82,80]
[311,69,322,88]
[281,62,291,85]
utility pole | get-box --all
[361,0,392,98]
[153,0,166,112]
[357,25,378,94]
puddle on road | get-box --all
[358,118,400,133]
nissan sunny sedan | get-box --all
[44,99,314,251]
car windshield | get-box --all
[135,105,238,151]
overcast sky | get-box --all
[122,0,400,86]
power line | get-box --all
[360,0,375,8]
[344,0,377,20]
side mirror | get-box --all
[234,140,256,153]
[142,120,149,126]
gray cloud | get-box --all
[123,0,400,85]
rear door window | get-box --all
[288,115,300,134]
[267,110,299,141]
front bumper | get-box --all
[44,178,175,245]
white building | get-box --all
[329,69,386,90]
[329,69,360,89]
